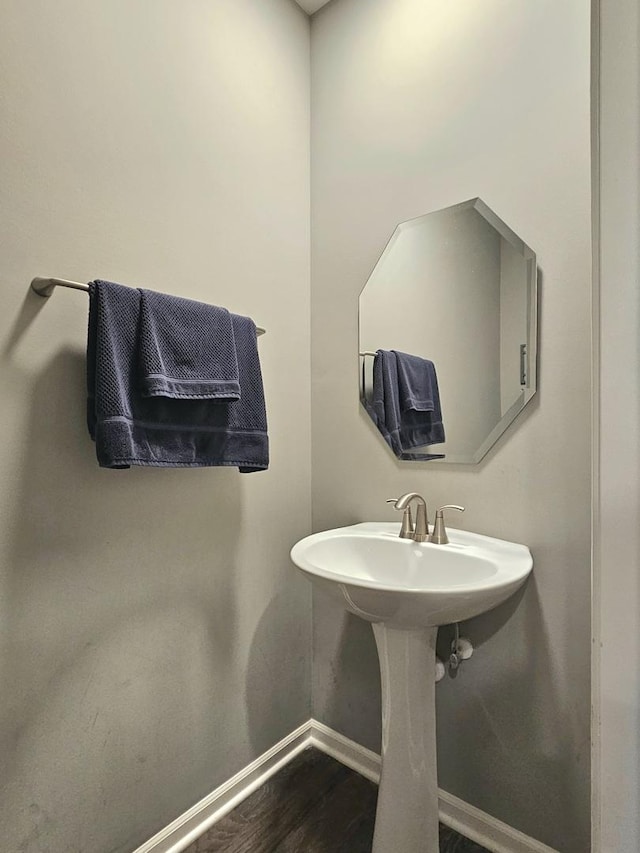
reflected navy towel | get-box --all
[138,289,240,401]
[87,280,268,472]
[393,350,445,448]
[364,349,445,460]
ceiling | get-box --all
[294,0,331,13]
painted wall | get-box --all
[0,2,311,852]
[310,1,592,851]
[596,0,640,850]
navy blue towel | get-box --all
[364,349,445,460]
[86,280,268,472]
[138,289,240,401]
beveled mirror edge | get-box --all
[471,198,535,258]
[357,197,539,465]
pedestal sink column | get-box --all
[371,623,439,853]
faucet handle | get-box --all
[386,498,414,539]
[430,505,465,545]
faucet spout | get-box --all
[391,493,429,542]
[394,492,425,511]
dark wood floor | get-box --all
[184,748,489,852]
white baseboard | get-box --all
[437,789,558,853]
[132,720,314,853]
[308,718,381,783]
[133,718,559,853]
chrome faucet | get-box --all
[387,492,429,542]
[388,496,466,544]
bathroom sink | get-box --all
[290,521,532,628]
[291,519,533,852]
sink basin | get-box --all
[290,521,532,628]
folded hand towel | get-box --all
[138,289,240,401]
[364,349,445,460]
[87,280,268,472]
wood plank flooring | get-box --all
[184,748,489,852]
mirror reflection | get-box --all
[359,198,537,464]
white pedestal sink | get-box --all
[290,522,532,853]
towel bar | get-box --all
[31,277,90,296]
[30,277,266,336]
[359,351,377,402]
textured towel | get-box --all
[364,349,445,460]
[87,280,268,472]
[393,349,445,448]
[138,289,240,401]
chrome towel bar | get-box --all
[30,277,266,336]
[31,277,90,296]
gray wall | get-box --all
[310,1,592,851]
[596,0,640,850]
[0,2,311,852]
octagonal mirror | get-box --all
[359,198,537,464]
